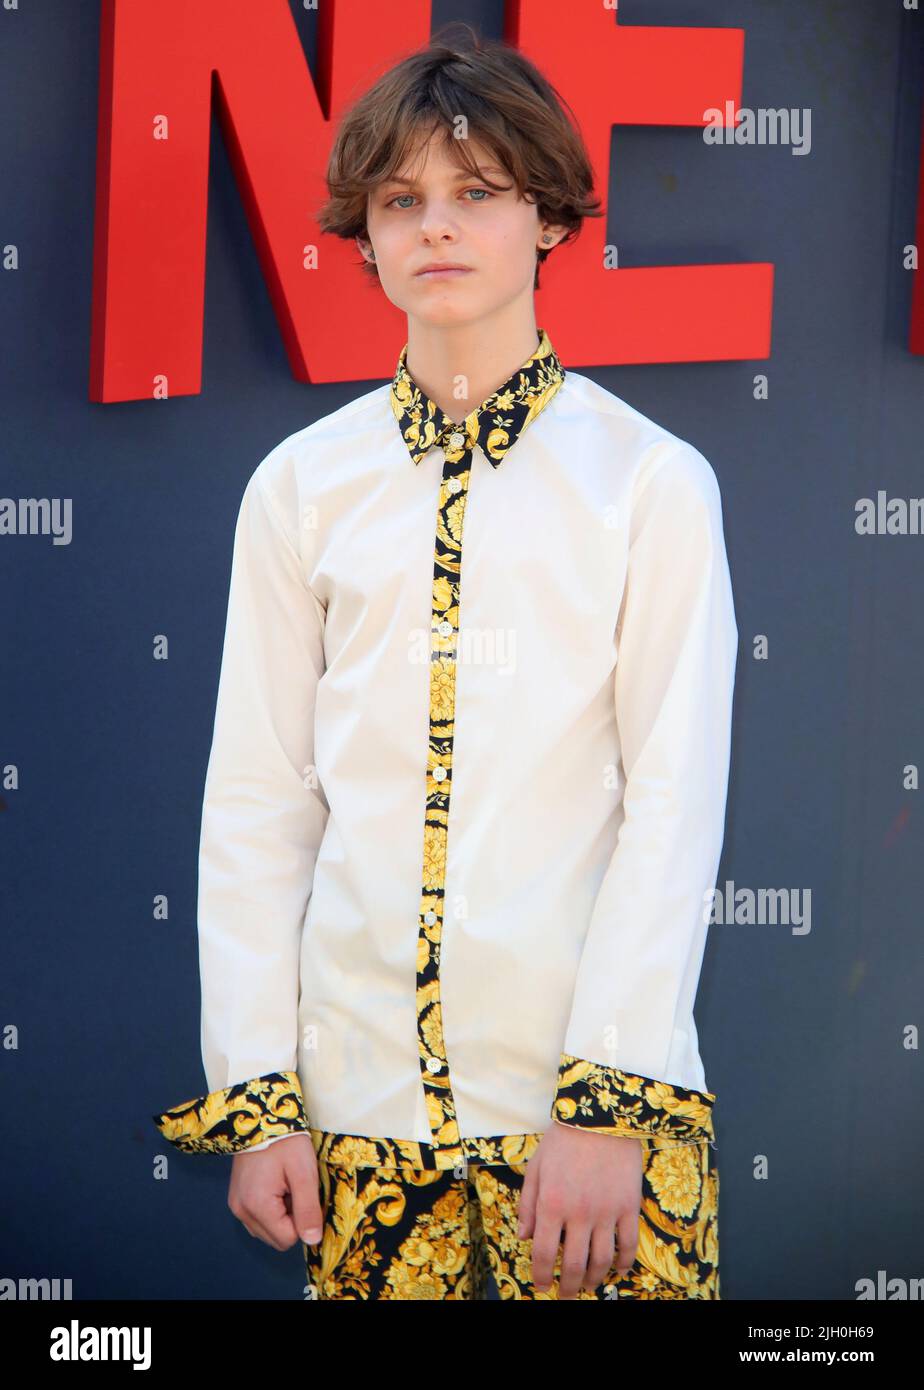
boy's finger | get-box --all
[586,1222,617,1291]
[556,1219,591,1300]
[615,1210,639,1276]
[282,1145,324,1244]
[290,1173,325,1245]
[240,1204,294,1251]
[529,1207,564,1292]
[516,1158,539,1239]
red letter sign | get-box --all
[90,0,773,402]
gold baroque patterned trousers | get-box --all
[302,1139,720,1300]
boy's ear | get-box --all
[538,223,567,252]
[355,234,375,263]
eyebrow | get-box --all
[384,166,508,186]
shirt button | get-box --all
[432,766,446,781]
[426,1058,443,1074]
[424,910,437,925]
[448,432,465,449]
[447,477,462,493]
[437,620,452,636]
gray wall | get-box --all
[2,0,922,1299]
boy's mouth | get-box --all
[415,264,472,280]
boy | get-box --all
[154,24,737,1302]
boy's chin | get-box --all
[403,294,490,328]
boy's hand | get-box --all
[228,1135,323,1251]
[517,1122,644,1298]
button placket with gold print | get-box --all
[416,418,475,1170]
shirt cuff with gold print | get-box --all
[152,1070,311,1156]
[550,1052,716,1148]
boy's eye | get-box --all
[385,188,495,209]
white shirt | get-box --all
[153,328,738,1167]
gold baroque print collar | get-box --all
[389,326,566,467]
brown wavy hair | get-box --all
[315,21,602,289]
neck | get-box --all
[404,306,541,424]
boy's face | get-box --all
[360,130,560,328]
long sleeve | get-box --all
[152,459,329,1156]
[550,442,737,1148]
